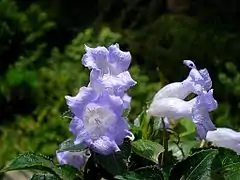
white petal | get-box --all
[147,97,192,119]
[206,128,240,154]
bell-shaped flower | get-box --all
[88,69,136,108]
[206,128,240,154]
[153,60,212,101]
[82,44,131,76]
[56,150,90,169]
[65,87,131,155]
[82,44,136,108]
[147,97,193,119]
[147,89,217,139]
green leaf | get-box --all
[0,152,80,180]
[95,152,127,176]
[176,118,196,139]
[115,165,164,180]
[57,138,85,152]
[0,152,59,177]
[212,148,240,180]
[168,140,199,161]
[131,139,164,163]
[137,110,150,139]
[169,149,218,180]
[31,173,59,180]
[56,164,80,180]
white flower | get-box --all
[152,60,212,102]
[147,89,217,139]
[206,128,240,154]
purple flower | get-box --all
[82,44,131,75]
[190,89,217,139]
[56,150,90,169]
[183,60,212,94]
[66,87,131,155]
[82,44,136,109]
[89,69,136,98]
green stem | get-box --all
[161,118,169,166]
[200,139,206,148]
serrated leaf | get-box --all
[212,148,240,180]
[58,138,85,152]
[31,173,59,180]
[115,165,164,180]
[56,164,80,180]
[95,152,127,176]
[131,139,164,163]
[169,149,218,180]
[0,153,80,180]
[0,152,59,177]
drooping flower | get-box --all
[56,150,90,169]
[206,128,240,154]
[152,60,212,101]
[147,89,217,139]
[65,87,131,155]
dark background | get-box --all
[0,0,239,165]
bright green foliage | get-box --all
[132,139,164,164]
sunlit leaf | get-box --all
[132,139,164,163]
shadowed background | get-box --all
[0,0,239,167]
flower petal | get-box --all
[206,128,240,154]
[147,97,192,119]
[153,82,192,100]
[107,117,129,145]
[95,90,124,115]
[56,151,89,169]
[108,44,131,75]
[69,116,84,136]
[122,93,131,109]
[65,87,97,118]
[183,60,197,69]
[82,45,109,74]
[90,136,120,155]
[191,106,216,139]
[199,68,212,90]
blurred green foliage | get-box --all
[0,0,240,167]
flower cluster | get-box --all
[147,60,218,139]
[56,44,136,169]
